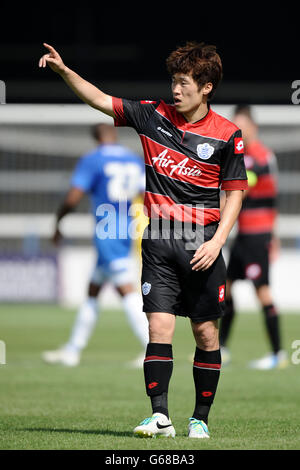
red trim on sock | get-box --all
[193,362,221,369]
[144,355,173,362]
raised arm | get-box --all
[39,43,115,118]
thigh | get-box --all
[190,319,220,350]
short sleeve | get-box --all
[70,156,97,193]
[220,129,248,190]
[112,97,158,133]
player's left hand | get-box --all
[190,238,222,271]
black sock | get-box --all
[150,392,169,418]
[144,343,173,419]
[263,304,280,354]
[219,298,235,347]
[192,348,221,424]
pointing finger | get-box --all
[44,43,58,58]
[43,43,55,52]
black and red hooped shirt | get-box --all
[113,98,248,226]
[239,140,277,234]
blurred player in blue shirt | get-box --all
[42,123,148,367]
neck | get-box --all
[182,102,209,123]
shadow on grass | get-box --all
[21,428,133,438]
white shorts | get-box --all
[90,256,136,287]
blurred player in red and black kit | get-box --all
[39,41,248,439]
[220,105,288,370]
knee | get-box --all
[88,283,101,297]
[192,321,219,351]
[116,283,134,296]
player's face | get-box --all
[171,73,210,115]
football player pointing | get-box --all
[39,41,247,438]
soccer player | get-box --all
[42,123,149,368]
[39,41,247,438]
[219,105,288,370]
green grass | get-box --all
[0,304,299,450]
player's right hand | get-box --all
[39,43,66,74]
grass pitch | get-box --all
[0,304,299,450]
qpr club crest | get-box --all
[142,282,152,295]
[197,143,215,160]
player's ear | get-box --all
[202,82,213,96]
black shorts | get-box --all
[141,221,227,323]
[227,233,271,288]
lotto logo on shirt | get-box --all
[234,138,244,154]
[218,285,225,302]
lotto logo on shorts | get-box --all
[234,138,244,154]
[148,382,158,389]
[218,285,225,302]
